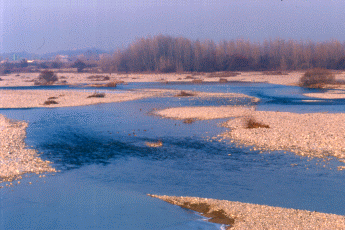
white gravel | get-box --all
[0,115,56,182]
[223,111,345,161]
[150,195,345,230]
[155,106,345,169]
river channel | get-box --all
[1,82,345,229]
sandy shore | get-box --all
[155,106,345,166]
[0,115,56,183]
[149,195,345,230]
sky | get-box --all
[1,0,345,54]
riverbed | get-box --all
[1,82,345,229]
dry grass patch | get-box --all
[43,100,59,105]
[262,71,288,75]
[87,75,110,81]
[87,92,105,98]
[208,72,240,78]
[183,118,196,124]
[192,79,203,83]
[245,117,269,129]
[175,91,195,97]
[104,81,118,87]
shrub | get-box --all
[34,70,58,85]
[72,60,87,73]
[245,117,269,129]
[299,68,335,88]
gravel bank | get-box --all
[223,111,345,160]
[1,71,345,88]
[155,106,345,167]
[155,106,255,120]
[304,90,345,99]
[0,115,56,182]
[0,89,256,109]
[149,195,345,230]
[0,89,176,108]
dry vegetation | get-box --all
[43,100,59,105]
[87,92,105,98]
[87,75,110,81]
[98,35,345,73]
[183,118,196,124]
[175,91,195,97]
[34,70,58,85]
[299,68,335,88]
[245,117,270,129]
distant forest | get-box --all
[99,35,345,73]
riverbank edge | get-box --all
[149,194,345,230]
[0,114,56,183]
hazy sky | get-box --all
[1,0,345,54]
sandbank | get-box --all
[149,195,345,230]
[0,115,56,183]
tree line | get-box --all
[99,35,345,73]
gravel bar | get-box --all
[155,106,345,169]
[149,195,345,230]
[0,115,56,182]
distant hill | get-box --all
[1,48,112,61]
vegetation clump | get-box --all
[34,70,58,85]
[87,92,105,98]
[104,81,123,87]
[183,118,196,124]
[192,79,203,83]
[245,117,269,129]
[175,91,195,97]
[87,75,110,81]
[43,100,59,105]
[299,68,335,88]
[208,72,240,78]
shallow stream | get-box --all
[1,82,345,229]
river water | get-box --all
[1,82,345,229]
